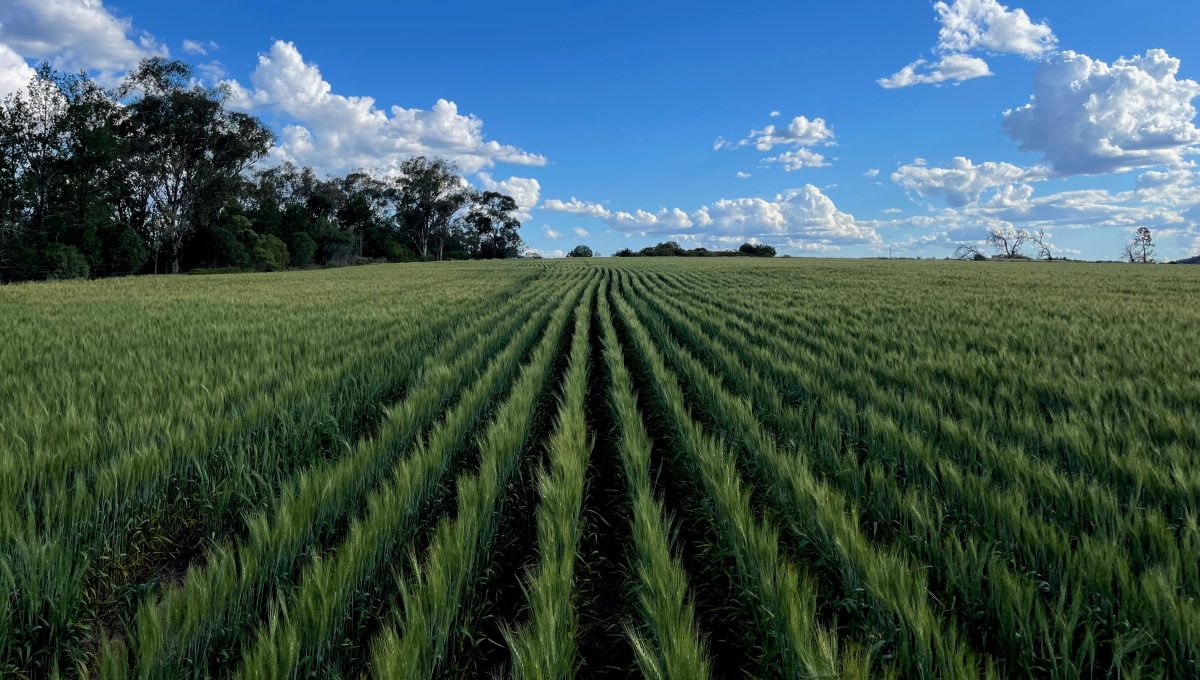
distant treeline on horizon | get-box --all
[609,241,776,258]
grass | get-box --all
[505,275,595,679]
[1,257,1196,678]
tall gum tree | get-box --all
[119,58,272,273]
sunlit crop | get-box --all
[1,258,1197,678]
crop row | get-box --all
[614,265,1198,676]
[3,258,1197,678]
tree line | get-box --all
[611,241,777,258]
[0,59,526,283]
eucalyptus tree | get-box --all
[393,156,468,260]
[467,190,522,259]
[119,58,272,273]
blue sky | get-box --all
[3,1,1200,259]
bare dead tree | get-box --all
[1032,228,1053,260]
[988,227,1029,257]
[1121,240,1139,263]
[953,243,986,260]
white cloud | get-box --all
[864,168,880,178]
[1003,49,1200,175]
[1134,168,1200,206]
[935,0,1056,57]
[544,186,877,250]
[182,39,218,56]
[872,165,1198,259]
[0,43,36,99]
[880,0,1054,88]
[477,172,540,221]
[768,110,781,118]
[729,115,835,151]
[891,156,1041,206]
[700,186,878,243]
[572,226,589,237]
[611,207,695,231]
[882,152,1196,243]
[717,114,836,171]
[981,182,1189,231]
[0,0,165,81]
[764,148,830,171]
[585,185,878,254]
[227,41,546,175]
[541,196,611,218]
[736,171,752,178]
[523,246,566,258]
[543,227,561,240]
[878,53,992,88]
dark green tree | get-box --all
[639,240,685,257]
[466,190,522,259]
[739,242,777,257]
[392,156,468,260]
[119,58,272,273]
[568,244,594,257]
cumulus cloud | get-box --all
[768,110,781,118]
[1134,167,1200,206]
[610,207,695,232]
[182,39,218,56]
[864,168,880,178]
[0,0,165,82]
[719,115,835,151]
[1003,49,1200,175]
[541,196,610,218]
[764,148,830,171]
[876,149,1200,258]
[226,41,546,175]
[891,156,1041,206]
[572,226,589,237]
[935,0,1056,57]
[0,43,36,98]
[696,186,878,244]
[736,171,752,178]
[979,184,1186,229]
[543,227,561,240]
[890,152,1194,226]
[551,185,878,253]
[880,0,1054,88]
[876,167,1197,259]
[716,114,836,172]
[477,172,540,221]
[878,54,992,89]
[523,247,565,258]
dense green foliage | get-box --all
[1,258,1197,678]
[0,61,525,283]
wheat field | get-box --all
[1,259,1197,678]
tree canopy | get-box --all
[0,60,527,282]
